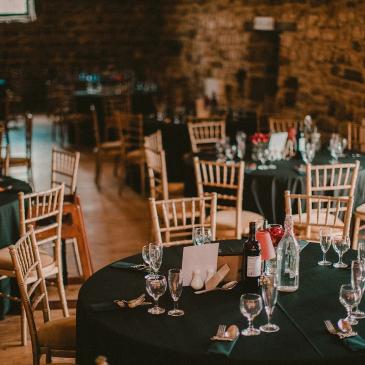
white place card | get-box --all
[181,243,219,286]
[269,132,288,154]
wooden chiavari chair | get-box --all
[145,148,183,200]
[115,111,145,195]
[144,130,163,152]
[0,122,9,175]
[284,191,353,242]
[194,158,264,239]
[0,185,68,345]
[91,105,124,191]
[149,193,217,246]
[8,113,34,186]
[268,117,298,133]
[188,120,226,153]
[9,227,75,365]
[345,121,365,152]
[51,148,93,281]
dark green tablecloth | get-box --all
[0,177,32,318]
[183,151,365,224]
[77,242,365,365]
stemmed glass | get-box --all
[192,227,211,245]
[259,274,280,333]
[168,269,184,317]
[257,148,269,170]
[142,245,152,278]
[239,293,263,336]
[318,229,332,266]
[332,235,350,268]
[358,241,365,261]
[351,260,365,320]
[339,284,361,325]
[146,274,167,315]
[305,143,316,163]
[149,243,163,276]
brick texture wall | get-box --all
[0,0,364,130]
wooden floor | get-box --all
[0,115,150,364]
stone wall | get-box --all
[0,0,364,130]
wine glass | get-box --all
[142,245,152,278]
[257,148,269,170]
[149,243,163,276]
[332,235,350,268]
[339,284,361,325]
[193,227,210,246]
[259,274,280,333]
[351,260,365,320]
[305,143,316,163]
[239,293,263,336]
[146,275,167,315]
[168,269,184,317]
[358,241,365,261]
[318,228,332,266]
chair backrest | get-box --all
[268,117,298,133]
[194,157,244,239]
[149,193,217,246]
[51,148,80,196]
[18,185,64,264]
[144,130,163,152]
[9,227,51,365]
[346,121,365,152]
[145,148,168,200]
[188,120,226,153]
[306,161,359,197]
[115,111,143,153]
[103,96,127,139]
[284,190,353,240]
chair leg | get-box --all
[140,162,145,197]
[56,271,69,317]
[94,153,102,189]
[71,238,83,277]
[20,304,28,346]
[353,215,361,250]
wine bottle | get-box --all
[297,124,306,158]
[241,222,261,293]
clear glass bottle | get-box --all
[276,215,300,292]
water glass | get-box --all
[351,260,365,320]
[239,293,263,336]
[318,229,332,266]
[305,143,316,163]
[146,274,167,315]
[259,274,280,333]
[358,241,365,261]
[192,227,211,246]
[332,235,350,268]
[168,269,184,317]
[257,148,269,170]
[149,243,163,275]
[339,284,361,325]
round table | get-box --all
[0,176,32,318]
[183,151,365,225]
[77,243,365,365]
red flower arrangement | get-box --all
[250,132,270,145]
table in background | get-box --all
[183,151,365,224]
[77,242,365,365]
[0,177,32,318]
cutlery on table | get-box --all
[337,319,358,337]
[210,324,239,342]
[324,320,357,339]
[114,294,152,308]
[194,281,238,295]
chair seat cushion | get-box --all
[126,149,144,163]
[38,317,76,350]
[214,210,264,235]
[356,203,365,215]
[0,248,54,271]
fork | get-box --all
[211,324,227,341]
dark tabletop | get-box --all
[0,176,32,318]
[77,242,365,365]
[183,150,365,224]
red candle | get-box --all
[256,230,276,260]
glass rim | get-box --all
[240,293,261,300]
[146,274,165,281]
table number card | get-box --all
[181,243,219,286]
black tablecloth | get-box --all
[0,177,32,318]
[183,151,365,225]
[77,242,365,365]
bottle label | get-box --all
[246,256,261,277]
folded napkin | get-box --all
[343,335,365,352]
[90,294,151,312]
[110,261,148,272]
[207,337,239,357]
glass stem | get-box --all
[174,300,177,311]
[248,318,253,331]
[347,306,352,319]
[267,313,272,325]
[154,299,159,309]
[323,252,326,262]
[339,253,343,265]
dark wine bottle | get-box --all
[241,222,261,293]
[297,123,306,159]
